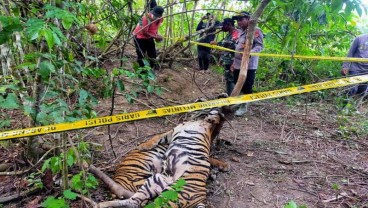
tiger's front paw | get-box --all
[137,143,151,151]
[209,158,230,172]
[217,162,230,172]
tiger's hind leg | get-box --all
[98,173,175,208]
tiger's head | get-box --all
[191,93,228,120]
[189,93,229,142]
[205,109,225,142]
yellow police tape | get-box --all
[191,41,368,63]
[1,75,367,141]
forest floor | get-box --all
[1,54,368,208]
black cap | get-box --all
[221,18,235,26]
[152,6,164,18]
[232,11,251,20]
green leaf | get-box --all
[147,85,154,93]
[147,71,156,80]
[67,154,74,167]
[0,118,11,128]
[155,87,162,95]
[41,158,51,172]
[112,68,120,76]
[25,18,45,40]
[0,16,23,44]
[41,196,68,208]
[71,173,83,191]
[52,31,61,46]
[173,179,186,189]
[43,28,55,50]
[161,190,178,200]
[62,17,73,29]
[144,203,155,208]
[78,89,89,105]
[50,156,61,174]
[0,30,12,44]
[116,80,125,92]
[63,189,77,200]
[0,93,20,109]
[356,5,363,16]
[50,25,66,42]
[86,173,98,189]
[38,61,55,80]
[332,183,340,190]
[283,200,298,208]
[331,0,343,12]
[15,62,37,69]
[0,84,19,93]
[154,197,164,206]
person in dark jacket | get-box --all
[196,13,218,71]
[341,34,368,97]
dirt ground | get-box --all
[1,58,367,208]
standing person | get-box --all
[133,6,164,70]
[210,18,240,95]
[196,13,217,71]
[231,11,264,116]
[341,34,368,97]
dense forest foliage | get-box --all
[0,0,367,207]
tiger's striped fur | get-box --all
[113,135,170,196]
[112,109,226,208]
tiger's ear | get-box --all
[216,93,228,99]
[194,97,207,103]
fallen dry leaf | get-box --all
[25,196,42,208]
[247,151,254,157]
[231,157,240,162]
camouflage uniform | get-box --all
[218,29,240,95]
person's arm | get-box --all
[250,29,263,53]
[196,20,204,31]
[149,18,163,41]
[341,37,359,75]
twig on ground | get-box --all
[165,117,178,125]
[77,193,98,208]
[329,156,368,177]
[229,147,289,156]
[0,186,41,203]
[202,78,210,87]
[321,192,348,203]
[278,160,313,165]
[191,71,210,99]
[0,146,57,176]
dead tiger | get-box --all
[97,108,228,208]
